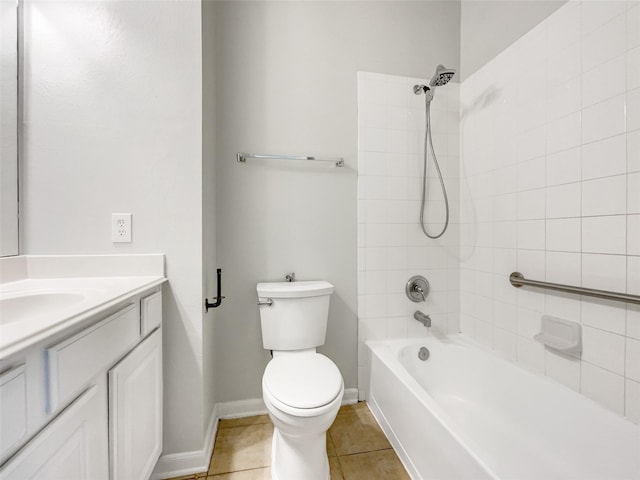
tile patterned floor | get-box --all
[167,402,409,480]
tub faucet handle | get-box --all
[413,284,426,301]
[285,272,295,282]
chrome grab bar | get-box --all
[509,272,640,305]
[257,298,273,307]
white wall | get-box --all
[213,1,461,402]
[460,0,567,80]
[357,71,460,399]
[0,0,19,256]
[460,0,640,423]
[202,0,217,437]
[21,0,210,457]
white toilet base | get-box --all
[270,428,329,480]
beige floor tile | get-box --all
[329,407,390,456]
[165,473,207,480]
[338,450,409,480]
[209,423,273,475]
[327,432,337,457]
[219,415,271,429]
[330,456,344,480]
[337,402,368,416]
[207,467,271,480]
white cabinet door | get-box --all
[0,383,109,480]
[109,328,162,480]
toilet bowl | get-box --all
[262,352,344,480]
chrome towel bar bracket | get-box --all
[509,272,640,305]
[237,152,344,168]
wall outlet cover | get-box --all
[112,213,132,243]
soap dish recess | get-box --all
[534,315,582,355]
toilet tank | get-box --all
[257,281,334,351]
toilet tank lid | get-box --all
[257,280,334,298]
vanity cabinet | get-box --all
[0,288,163,480]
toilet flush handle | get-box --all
[257,298,274,307]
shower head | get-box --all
[429,65,456,87]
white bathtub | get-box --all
[366,335,640,480]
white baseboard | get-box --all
[150,404,218,480]
[342,387,359,405]
[150,388,359,479]
[217,397,267,419]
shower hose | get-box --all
[419,100,450,239]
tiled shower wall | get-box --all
[357,72,460,399]
[460,0,640,422]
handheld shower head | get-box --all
[429,64,456,87]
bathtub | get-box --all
[366,335,640,480]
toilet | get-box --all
[257,280,344,480]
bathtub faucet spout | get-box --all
[414,311,431,328]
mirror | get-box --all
[0,0,19,256]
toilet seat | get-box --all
[263,353,343,417]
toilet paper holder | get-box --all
[205,268,225,312]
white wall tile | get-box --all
[547,1,580,54]
[582,14,626,73]
[517,307,542,338]
[629,172,640,214]
[517,220,545,250]
[546,291,581,322]
[581,134,627,180]
[582,175,627,216]
[546,112,581,154]
[546,182,581,218]
[546,251,581,286]
[547,76,581,121]
[581,1,627,36]
[629,256,640,295]
[626,379,640,423]
[629,215,640,256]
[518,188,546,220]
[628,88,640,132]
[628,304,640,340]
[629,130,640,173]
[628,5,640,50]
[626,337,640,382]
[628,47,640,91]
[581,362,625,414]
[546,147,581,186]
[582,253,627,292]
[582,326,626,374]
[547,218,581,252]
[582,94,626,144]
[460,5,639,419]
[582,215,627,254]
[582,298,627,335]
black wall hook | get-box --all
[205,268,225,312]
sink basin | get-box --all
[0,292,87,325]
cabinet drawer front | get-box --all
[0,365,27,459]
[140,291,162,337]
[46,305,139,412]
